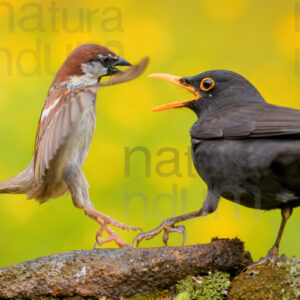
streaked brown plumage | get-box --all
[0,43,148,247]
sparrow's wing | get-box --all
[34,86,97,182]
[190,102,300,140]
[34,58,149,182]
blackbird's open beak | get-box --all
[149,73,201,112]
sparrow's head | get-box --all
[53,43,131,88]
[149,70,265,117]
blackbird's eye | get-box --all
[200,78,215,91]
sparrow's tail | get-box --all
[0,159,34,195]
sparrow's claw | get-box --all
[94,232,131,248]
[133,218,186,247]
[95,221,108,240]
[92,218,132,248]
[94,224,131,248]
[84,206,142,248]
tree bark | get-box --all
[0,238,251,299]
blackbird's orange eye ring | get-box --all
[200,78,215,91]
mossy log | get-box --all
[129,257,300,299]
[228,257,300,300]
[0,238,251,299]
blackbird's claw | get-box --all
[243,246,281,271]
[163,225,186,246]
[133,227,162,248]
[133,218,186,247]
[244,256,276,271]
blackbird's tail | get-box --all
[0,159,34,195]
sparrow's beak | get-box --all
[107,56,132,75]
[114,56,132,67]
[149,73,201,112]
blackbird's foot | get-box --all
[245,205,292,271]
[244,246,285,271]
[84,206,142,248]
[133,218,186,247]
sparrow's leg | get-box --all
[133,190,219,247]
[84,207,142,232]
[64,164,141,248]
[245,205,293,270]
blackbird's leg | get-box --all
[245,205,293,270]
[133,190,219,247]
[64,164,141,248]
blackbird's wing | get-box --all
[34,57,149,183]
[190,102,300,140]
[34,86,97,183]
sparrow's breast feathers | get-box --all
[34,86,97,183]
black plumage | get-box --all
[134,70,299,267]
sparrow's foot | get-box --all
[84,206,142,248]
[94,221,131,248]
[133,217,186,247]
[244,246,286,271]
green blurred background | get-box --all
[0,0,299,267]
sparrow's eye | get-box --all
[100,56,113,66]
[200,78,215,91]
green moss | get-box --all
[175,271,231,300]
[229,257,300,299]
[174,292,191,300]
[126,271,231,300]
[126,290,172,300]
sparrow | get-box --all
[0,43,148,248]
[134,70,300,267]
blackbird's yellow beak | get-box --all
[149,73,200,112]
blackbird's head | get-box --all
[149,70,265,117]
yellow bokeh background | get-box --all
[0,0,299,267]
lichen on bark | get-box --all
[175,271,231,299]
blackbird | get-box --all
[133,70,300,267]
[0,44,148,248]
